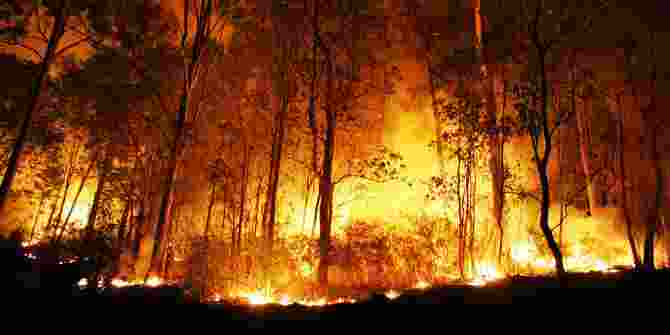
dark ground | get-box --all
[3,237,668,320]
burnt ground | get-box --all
[3,240,668,320]
[9,262,670,314]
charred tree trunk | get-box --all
[0,0,68,221]
[44,202,57,233]
[536,45,565,279]
[57,150,98,242]
[317,54,336,288]
[642,39,661,271]
[456,157,465,279]
[616,93,641,267]
[131,204,145,263]
[570,51,597,217]
[52,144,79,236]
[147,0,213,279]
[263,90,287,274]
[29,193,47,241]
[111,199,131,278]
[236,144,250,255]
[474,0,505,266]
[204,183,217,242]
[85,157,109,240]
[262,13,290,280]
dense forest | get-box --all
[1,0,668,303]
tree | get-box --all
[501,0,607,279]
[303,0,388,289]
[0,0,69,223]
[146,0,248,279]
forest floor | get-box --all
[17,267,669,318]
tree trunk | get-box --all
[147,110,182,279]
[52,144,79,236]
[537,47,565,279]
[56,150,98,241]
[147,0,213,279]
[204,183,216,241]
[44,202,57,234]
[262,91,287,272]
[474,0,505,266]
[262,15,290,280]
[85,157,108,240]
[29,193,47,242]
[641,65,662,271]
[111,199,131,278]
[457,158,465,279]
[616,93,641,267]
[236,144,250,255]
[131,203,145,262]
[317,61,336,289]
[571,50,597,216]
[0,0,68,221]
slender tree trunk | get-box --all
[236,144,249,255]
[457,157,465,279]
[56,150,98,241]
[52,144,79,236]
[44,202,57,233]
[0,0,68,221]
[642,42,662,270]
[252,174,263,240]
[131,203,145,262]
[29,193,47,241]
[473,0,505,267]
[262,16,290,280]
[616,93,641,267]
[111,199,131,278]
[572,51,597,215]
[317,61,336,288]
[204,183,217,241]
[147,0,213,279]
[85,157,108,240]
[263,91,287,272]
[118,200,131,247]
[537,47,565,279]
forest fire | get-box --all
[1,0,669,308]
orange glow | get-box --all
[385,290,401,300]
[145,276,164,288]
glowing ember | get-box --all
[210,293,223,302]
[301,297,327,307]
[145,276,163,288]
[279,295,291,306]
[594,260,608,272]
[77,278,88,289]
[468,278,487,287]
[111,278,131,288]
[244,292,272,306]
[24,252,37,260]
[414,280,430,289]
[475,263,502,281]
[385,290,401,300]
[21,240,39,248]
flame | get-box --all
[244,291,272,306]
[279,294,291,306]
[511,241,536,264]
[145,276,164,287]
[468,278,487,287]
[385,290,401,300]
[414,280,430,289]
[475,262,503,281]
